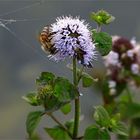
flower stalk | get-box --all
[73,57,80,138]
[97,24,101,32]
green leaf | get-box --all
[37,84,66,113]
[117,135,128,140]
[133,118,140,129]
[94,106,110,127]
[125,102,140,119]
[131,74,140,85]
[28,133,41,140]
[22,93,41,106]
[84,125,110,140]
[60,103,71,115]
[54,77,78,102]
[35,72,78,113]
[44,95,65,113]
[36,72,55,85]
[92,31,112,56]
[100,130,110,140]
[115,82,126,97]
[111,122,128,136]
[65,121,74,134]
[45,126,71,140]
[84,126,98,140]
[26,111,43,137]
[110,113,121,125]
[90,10,115,25]
[82,73,94,87]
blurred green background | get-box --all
[0,0,140,139]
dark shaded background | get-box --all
[0,0,140,139]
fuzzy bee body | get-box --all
[39,26,57,54]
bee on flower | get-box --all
[39,16,96,67]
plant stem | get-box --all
[126,86,133,103]
[77,66,84,83]
[97,24,101,32]
[73,98,80,137]
[73,57,77,86]
[73,57,80,138]
[126,86,134,138]
[129,120,134,139]
[47,113,73,138]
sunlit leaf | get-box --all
[36,72,55,85]
[29,133,41,140]
[60,103,71,115]
[82,73,94,87]
[22,93,41,106]
[90,10,115,25]
[45,126,71,140]
[54,77,78,102]
[35,72,78,113]
[94,106,110,127]
[125,102,140,119]
[111,122,128,136]
[65,121,74,134]
[92,31,112,56]
[26,111,43,137]
[43,95,65,113]
[84,125,110,140]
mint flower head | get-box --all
[104,36,140,96]
[40,16,96,67]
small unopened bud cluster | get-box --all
[104,36,140,96]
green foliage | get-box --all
[94,106,110,127]
[111,122,128,136]
[45,126,71,140]
[115,83,126,97]
[54,77,78,102]
[60,103,71,115]
[36,72,55,85]
[28,133,41,140]
[23,72,78,113]
[22,93,41,106]
[43,94,65,113]
[65,121,74,134]
[24,71,79,138]
[133,118,140,129]
[26,111,43,137]
[125,102,140,119]
[93,106,128,136]
[82,73,95,87]
[22,9,139,140]
[131,74,140,85]
[84,125,110,140]
[92,31,112,56]
[90,10,115,25]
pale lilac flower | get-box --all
[126,50,134,58]
[130,37,136,47]
[131,63,139,74]
[41,16,96,67]
[104,36,140,94]
[108,80,116,88]
[104,51,119,66]
[112,35,120,43]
